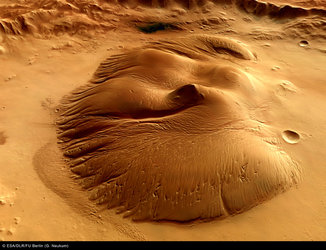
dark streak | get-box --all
[0,131,7,145]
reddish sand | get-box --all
[0,0,326,241]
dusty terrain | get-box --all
[0,0,326,241]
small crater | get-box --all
[276,80,298,96]
[0,132,6,145]
[6,228,15,236]
[14,217,21,225]
[271,66,280,71]
[282,130,300,144]
[299,40,309,47]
